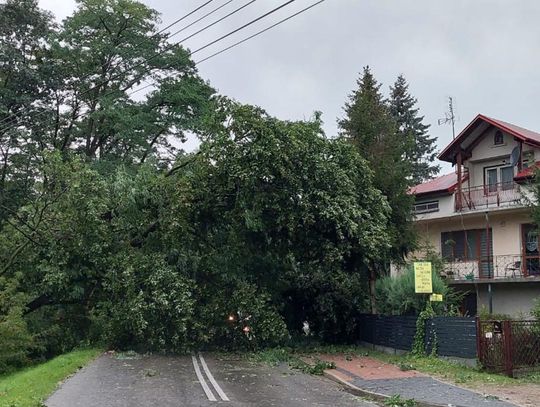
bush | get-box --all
[532,298,540,320]
[375,265,461,316]
[0,279,33,373]
[0,307,33,373]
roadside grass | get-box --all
[368,350,540,386]
[250,344,540,386]
[0,348,102,407]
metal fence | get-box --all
[477,319,540,376]
[358,315,477,359]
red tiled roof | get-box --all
[439,114,540,163]
[409,172,460,196]
[514,161,540,181]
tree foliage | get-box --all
[375,265,461,316]
[339,66,416,263]
[388,75,439,184]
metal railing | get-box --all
[442,254,540,280]
[455,182,523,212]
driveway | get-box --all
[46,352,375,407]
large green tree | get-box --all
[389,75,439,184]
[0,0,54,223]
[338,66,416,312]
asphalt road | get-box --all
[46,352,376,407]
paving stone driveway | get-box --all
[318,355,518,407]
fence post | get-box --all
[503,320,513,377]
[475,317,481,362]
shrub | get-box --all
[375,265,461,316]
[532,297,540,320]
[0,307,33,373]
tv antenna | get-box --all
[438,96,456,139]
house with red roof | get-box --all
[410,114,540,317]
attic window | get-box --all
[494,130,504,145]
[413,201,439,214]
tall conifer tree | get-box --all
[389,75,439,184]
[339,66,416,313]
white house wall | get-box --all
[466,128,520,187]
[414,209,531,258]
[476,282,540,318]
[413,194,455,221]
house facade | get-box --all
[410,114,540,317]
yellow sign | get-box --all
[430,293,443,302]
[414,262,433,293]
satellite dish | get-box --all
[510,146,520,167]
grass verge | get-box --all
[0,348,102,407]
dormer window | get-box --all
[494,130,504,145]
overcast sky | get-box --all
[39,0,540,174]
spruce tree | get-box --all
[339,66,416,313]
[389,75,439,184]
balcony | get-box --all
[455,182,523,212]
[442,254,540,282]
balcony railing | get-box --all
[455,182,523,212]
[442,254,540,281]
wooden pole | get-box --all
[518,141,523,172]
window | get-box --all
[486,168,498,193]
[501,166,514,190]
[484,165,514,193]
[442,229,494,277]
[413,201,439,214]
[494,130,504,145]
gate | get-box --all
[477,319,540,376]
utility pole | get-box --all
[438,96,456,139]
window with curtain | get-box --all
[441,229,492,261]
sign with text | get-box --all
[414,262,433,293]
[430,293,443,302]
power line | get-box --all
[166,0,235,40]
[131,0,300,96]
[132,1,326,96]
[159,0,215,35]
[196,0,325,65]
[0,0,217,129]
[171,0,257,52]
[133,0,326,96]
[191,0,295,55]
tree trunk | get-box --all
[369,268,377,314]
